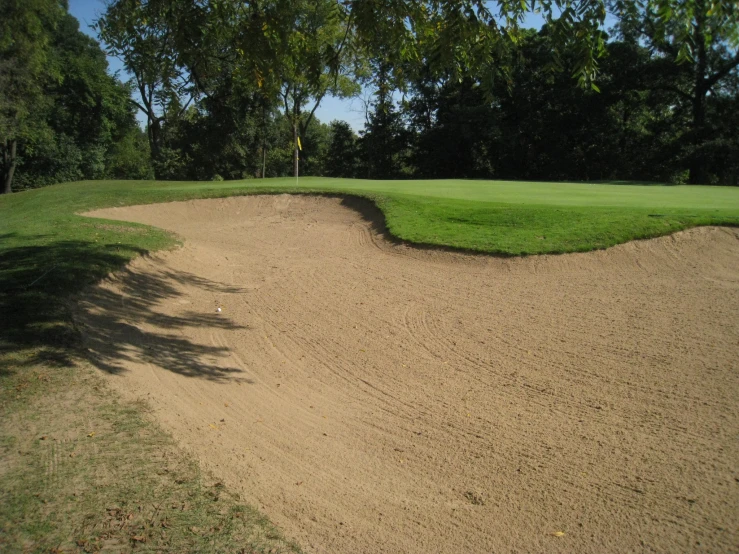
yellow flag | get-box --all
[297,136,302,151]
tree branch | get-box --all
[281,84,292,122]
[177,94,195,118]
[705,51,739,90]
[303,88,328,133]
[130,99,149,114]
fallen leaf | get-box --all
[87,432,95,438]
[552,531,565,537]
[39,436,47,441]
[209,424,218,430]
[224,402,229,407]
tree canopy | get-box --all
[1,0,737,192]
[0,0,148,193]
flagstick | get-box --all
[294,124,299,187]
[295,135,302,187]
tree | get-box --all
[0,0,63,193]
[360,60,412,179]
[99,0,615,179]
[8,7,145,189]
[275,0,360,177]
[0,1,151,192]
[45,12,141,181]
[406,74,496,179]
[106,125,154,180]
[325,121,360,178]
[96,0,195,177]
[610,0,739,183]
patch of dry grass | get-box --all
[0,355,299,554]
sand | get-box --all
[76,195,739,553]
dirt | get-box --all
[76,195,739,553]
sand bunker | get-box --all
[77,195,739,553]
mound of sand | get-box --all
[76,195,739,553]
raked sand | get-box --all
[76,195,739,553]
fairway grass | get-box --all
[1,177,738,551]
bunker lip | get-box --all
[77,195,739,554]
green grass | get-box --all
[1,176,738,551]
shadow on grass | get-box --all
[0,237,145,375]
[0,236,251,384]
[76,264,254,382]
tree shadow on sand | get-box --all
[0,233,255,384]
[75,265,255,383]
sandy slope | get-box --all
[76,195,739,553]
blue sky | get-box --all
[67,1,613,131]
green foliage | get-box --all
[273,0,361,176]
[406,75,495,179]
[0,2,146,192]
[0,0,64,193]
[389,22,738,185]
[96,0,193,176]
[326,121,360,178]
[106,127,154,180]
[359,61,413,179]
[609,0,739,183]
[300,118,332,176]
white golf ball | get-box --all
[217,307,222,313]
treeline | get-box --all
[1,0,737,192]
[158,26,739,185]
[357,27,739,185]
[0,0,152,193]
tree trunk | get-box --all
[689,89,708,184]
[689,2,708,184]
[2,138,17,194]
[148,118,164,177]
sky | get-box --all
[67,0,614,132]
